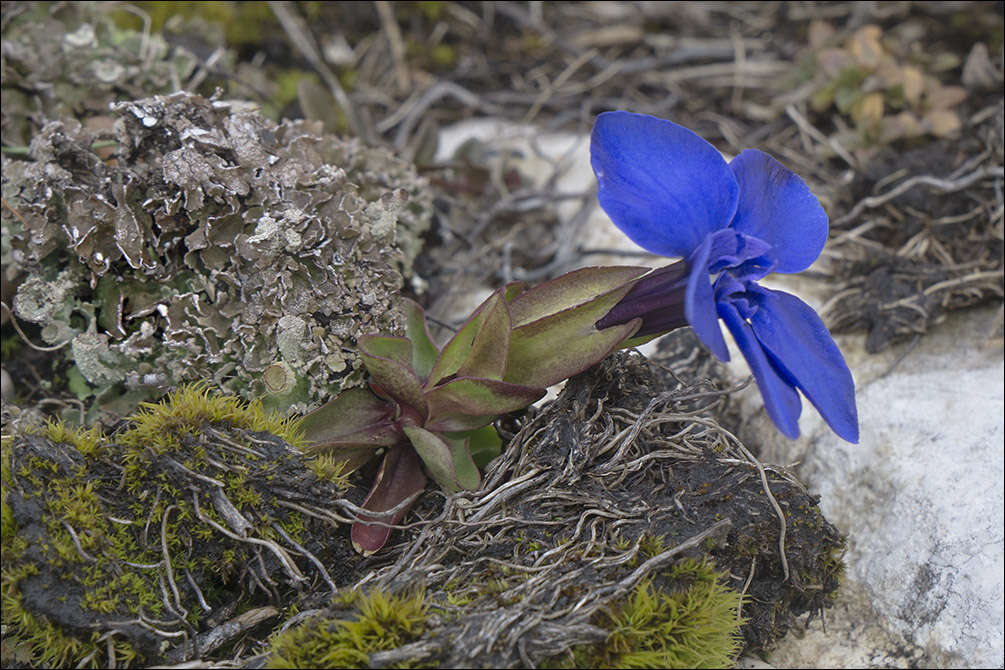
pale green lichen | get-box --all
[0,2,205,148]
[276,315,309,366]
[70,329,129,387]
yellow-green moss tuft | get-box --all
[123,382,304,448]
[111,1,279,48]
[267,589,431,669]
[43,420,105,457]
[553,559,744,669]
[306,452,353,488]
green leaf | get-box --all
[506,266,649,328]
[298,388,399,451]
[404,426,481,493]
[618,331,662,350]
[351,446,428,555]
[403,298,439,382]
[455,290,511,381]
[424,377,545,432]
[426,288,508,387]
[503,281,529,302]
[358,334,428,419]
[358,334,413,367]
[505,282,642,388]
[465,424,503,469]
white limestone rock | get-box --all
[751,303,1004,669]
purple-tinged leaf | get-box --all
[358,334,428,420]
[402,298,439,382]
[617,331,662,350]
[456,290,512,382]
[424,377,545,432]
[404,426,481,493]
[449,435,481,491]
[426,289,495,387]
[298,388,399,455]
[359,334,414,367]
[503,281,530,302]
[351,445,427,555]
[506,266,649,328]
[505,281,642,388]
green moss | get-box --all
[2,384,352,667]
[111,1,279,48]
[638,531,667,558]
[273,69,322,112]
[552,559,744,669]
[442,579,474,608]
[416,1,448,21]
[1,334,22,361]
[123,382,305,450]
[42,419,105,457]
[306,452,352,488]
[267,589,431,669]
[1,552,139,669]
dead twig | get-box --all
[834,166,1005,228]
[268,1,367,141]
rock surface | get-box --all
[436,118,1005,668]
[754,303,1004,668]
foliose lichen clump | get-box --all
[0,2,209,149]
[0,385,358,668]
[2,90,431,415]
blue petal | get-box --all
[705,228,775,281]
[719,301,802,439]
[591,111,739,258]
[728,150,828,274]
[684,237,729,361]
[748,288,859,443]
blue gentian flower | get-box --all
[591,111,858,443]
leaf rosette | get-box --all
[299,267,647,553]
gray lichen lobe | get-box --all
[10,269,80,344]
[3,91,432,414]
[0,2,205,148]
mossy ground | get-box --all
[255,349,846,669]
[1,384,356,668]
[265,559,744,670]
[549,559,745,669]
[266,588,431,669]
